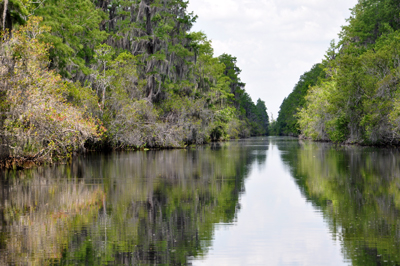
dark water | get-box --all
[1,137,400,265]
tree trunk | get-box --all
[2,0,8,31]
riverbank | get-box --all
[0,135,269,170]
[0,17,269,171]
[296,134,400,148]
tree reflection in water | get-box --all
[0,140,266,265]
[276,139,400,266]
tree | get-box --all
[295,0,400,144]
[0,17,101,163]
[1,0,29,31]
[33,0,108,77]
[276,64,325,136]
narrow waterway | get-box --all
[1,137,400,265]
[192,137,346,265]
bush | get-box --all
[0,17,101,163]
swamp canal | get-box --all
[0,137,400,265]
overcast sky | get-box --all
[187,0,358,119]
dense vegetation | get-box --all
[0,0,269,165]
[270,64,325,136]
[275,0,400,145]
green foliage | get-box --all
[341,0,400,47]
[268,120,279,136]
[0,0,29,30]
[33,0,108,77]
[219,54,269,136]
[256,99,269,133]
[288,0,400,144]
[0,17,100,163]
[0,0,271,164]
[275,64,325,136]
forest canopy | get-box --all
[0,0,269,165]
[274,0,400,145]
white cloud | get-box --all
[188,0,358,119]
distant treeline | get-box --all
[0,0,269,166]
[272,0,400,145]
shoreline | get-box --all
[295,135,400,148]
[1,136,268,170]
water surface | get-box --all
[1,137,400,265]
